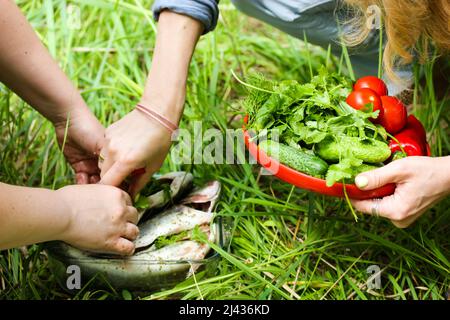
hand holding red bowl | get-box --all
[347,76,449,227]
[246,75,448,228]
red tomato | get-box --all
[379,96,407,134]
[354,76,388,97]
[346,88,383,121]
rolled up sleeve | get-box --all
[152,0,220,34]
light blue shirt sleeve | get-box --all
[152,0,220,34]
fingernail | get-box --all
[355,176,369,189]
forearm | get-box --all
[139,11,204,124]
[0,183,68,250]
[0,0,88,125]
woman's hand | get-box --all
[96,11,203,196]
[0,0,106,185]
[0,182,138,254]
[351,156,450,228]
[54,109,105,185]
[99,109,172,196]
[56,184,139,255]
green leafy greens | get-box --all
[243,67,391,186]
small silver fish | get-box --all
[138,171,193,221]
[180,180,221,213]
[49,233,215,289]
[54,224,215,263]
[139,223,211,252]
[135,205,213,249]
[135,181,221,249]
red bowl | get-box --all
[242,116,401,200]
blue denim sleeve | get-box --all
[152,0,219,34]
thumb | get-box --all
[99,161,131,187]
[354,161,406,190]
[128,169,153,198]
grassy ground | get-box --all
[0,0,449,300]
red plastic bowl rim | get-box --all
[242,115,399,200]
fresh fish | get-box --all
[135,240,210,261]
[47,224,217,289]
[135,205,213,249]
[180,180,221,213]
[138,171,193,221]
[53,223,215,262]
[58,238,211,264]
[140,224,211,253]
[135,181,221,249]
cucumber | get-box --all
[258,140,328,178]
[315,136,391,164]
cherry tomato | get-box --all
[379,96,407,134]
[346,88,383,121]
[354,76,388,97]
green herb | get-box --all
[134,179,173,210]
[326,160,380,187]
[154,227,200,250]
[134,194,149,210]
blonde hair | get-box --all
[343,0,450,81]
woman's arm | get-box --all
[0,0,90,124]
[0,182,139,255]
[0,0,104,184]
[0,183,68,249]
[139,10,204,124]
[99,11,204,195]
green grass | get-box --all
[0,0,449,300]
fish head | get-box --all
[138,171,194,221]
[180,180,221,213]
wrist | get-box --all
[51,100,93,128]
[52,187,74,242]
[28,187,72,243]
[138,91,185,125]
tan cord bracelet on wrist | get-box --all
[135,103,178,134]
